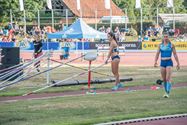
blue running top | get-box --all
[160,42,173,58]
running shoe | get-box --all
[118,83,124,88]
[112,83,124,91]
[163,93,169,98]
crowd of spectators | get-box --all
[0,22,186,43]
[0,22,56,43]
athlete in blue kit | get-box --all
[154,33,180,98]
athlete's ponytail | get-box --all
[108,32,118,44]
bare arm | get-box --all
[154,45,160,67]
[172,44,180,70]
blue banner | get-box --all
[0,41,141,50]
[0,42,15,48]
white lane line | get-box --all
[95,113,187,125]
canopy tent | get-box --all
[47,18,107,39]
[46,18,107,85]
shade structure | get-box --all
[47,18,107,39]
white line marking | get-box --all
[95,114,187,125]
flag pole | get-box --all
[95,9,98,30]
[140,8,143,37]
[110,8,112,30]
[156,6,159,27]
[66,9,68,27]
[23,10,26,35]
[46,0,52,85]
[172,7,175,30]
[37,9,40,29]
[125,8,127,30]
[10,9,13,25]
[52,9,54,29]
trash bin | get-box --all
[60,47,69,59]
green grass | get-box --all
[0,66,187,96]
[0,66,187,125]
[0,88,187,125]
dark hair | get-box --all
[108,32,118,43]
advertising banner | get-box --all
[142,42,187,50]
[120,42,142,50]
[174,42,187,50]
[90,42,142,50]
[142,42,161,50]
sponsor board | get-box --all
[174,42,187,50]
[142,42,161,50]
[142,42,187,50]
[90,42,142,50]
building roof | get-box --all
[63,0,125,18]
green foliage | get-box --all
[113,0,187,23]
[0,0,45,23]
[0,0,186,25]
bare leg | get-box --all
[160,67,166,83]
[111,59,120,85]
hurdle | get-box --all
[0,54,85,90]
[84,52,98,91]
[0,59,45,86]
[50,58,133,87]
[50,59,113,77]
[0,52,48,81]
[97,45,125,60]
[23,62,108,96]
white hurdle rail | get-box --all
[97,46,125,52]
[0,52,48,81]
[97,45,125,60]
[23,61,110,96]
[0,54,85,90]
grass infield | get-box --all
[0,66,187,125]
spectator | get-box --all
[114,26,120,42]
[147,26,152,37]
[174,29,180,37]
[2,36,10,42]
[0,35,3,41]
[0,28,3,35]
[8,22,13,31]
[138,35,142,42]
[3,28,9,36]
[144,35,149,41]
[33,35,43,72]
[14,22,19,35]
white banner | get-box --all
[47,0,52,9]
[104,0,111,9]
[77,0,80,10]
[19,0,24,11]
[167,0,173,8]
[135,0,141,9]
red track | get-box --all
[21,52,187,66]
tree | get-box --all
[113,0,187,23]
[0,0,44,24]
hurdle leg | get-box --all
[88,60,91,90]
